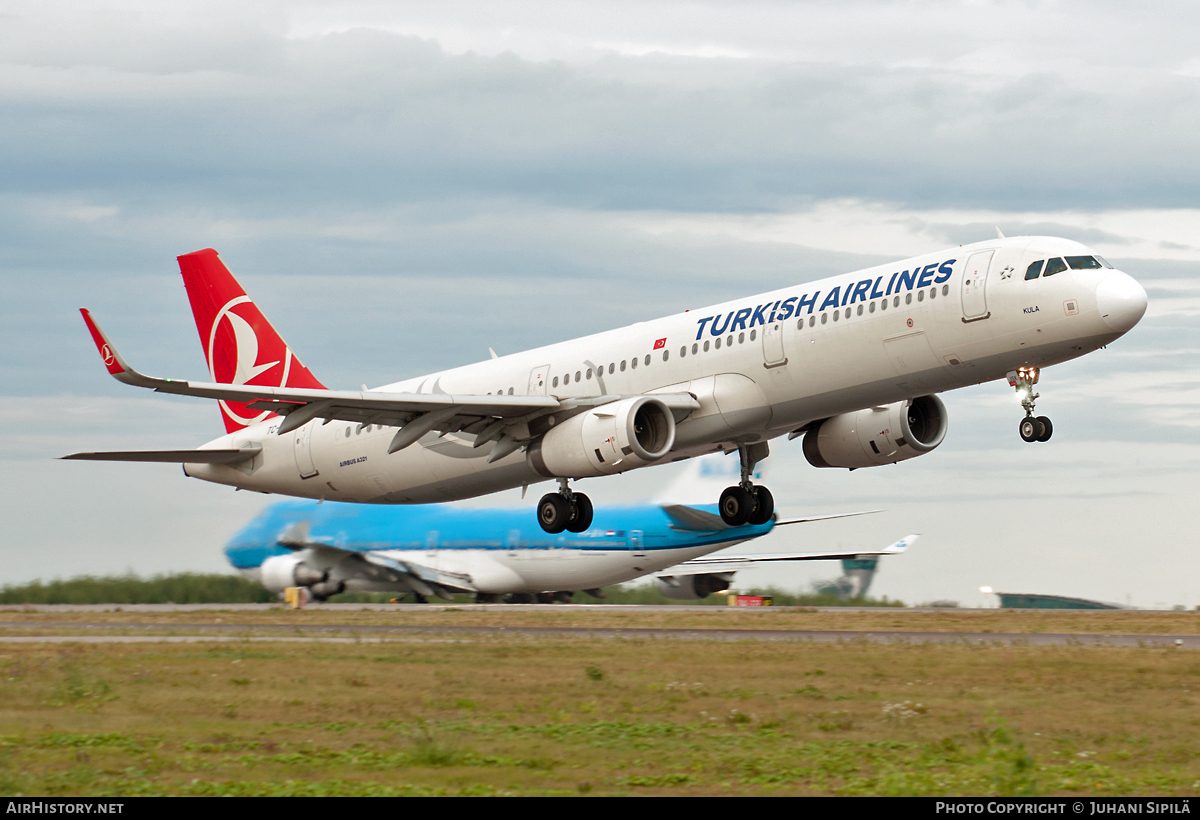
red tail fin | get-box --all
[178,249,326,434]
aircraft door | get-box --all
[293,422,318,479]
[762,320,787,368]
[528,364,550,395]
[961,251,994,322]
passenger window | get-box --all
[750,329,756,341]
[738,332,745,344]
[644,355,650,366]
[703,340,710,352]
[905,293,912,305]
[575,370,582,381]
[620,360,627,371]
[918,290,925,302]
[797,318,803,330]
[942,284,949,296]
[715,337,722,349]
[929,288,936,299]
[586,369,592,380]
[1025,260,1044,280]
[344,427,350,438]
[833,311,839,322]
[1066,255,1104,270]
[552,377,559,388]
[1043,258,1067,277]
[726,336,733,347]
[809,315,815,326]
[880,299,887,311]
[508,387,514,395]
[662,350,669,362]
[869,302,876,313]
[680,346,686,357]
[857,305,864,316]
[691,343,698,354]
[609,363,615,375]
[821,313,828,324]
[893,296,900,308]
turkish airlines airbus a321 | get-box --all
[68,237,1147,537]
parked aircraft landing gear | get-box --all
[718,442,774,526]
[1009,367,1053,443]
[537,479,594,534]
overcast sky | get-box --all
[2,1,1197,607]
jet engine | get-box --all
[260,554,327,593]
[656,573,733,600]
[528,396,676,478]
[803,395,948,470]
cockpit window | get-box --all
[1094,255,1113,268]
[1025,260,1045,280]
[1043,258,1068,277]
[1065,255,1104,270]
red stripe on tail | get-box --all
[177,249,325,434]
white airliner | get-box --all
[68,237,1147,541]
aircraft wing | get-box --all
[657,534,918,576]
[77,309,700,453]
[660,505,881,532]
[277,521,476,598]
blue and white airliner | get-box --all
[67,234,1145,599]
[225,456,913,602]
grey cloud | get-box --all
[4,22,1200,214]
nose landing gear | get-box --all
[537,478,594,534]
[718,442,775,526]
[1008,367,1053,443]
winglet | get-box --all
[883,534,919,554]
[80,308,131,377]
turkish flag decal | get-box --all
[653,338,667,350]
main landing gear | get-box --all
[537,478,594,534]
[1008,367,1053,443]
[718,442,775,527]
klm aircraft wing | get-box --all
[74,309,699,456]
[658,534,918,576]
[277,521,476,599]
[660,505,881,533]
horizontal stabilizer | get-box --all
[61,447,259,464]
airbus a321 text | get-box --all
[66,237,1147,534]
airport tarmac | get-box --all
[0,620,1196,647]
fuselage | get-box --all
[185,236,1147,503]
[227,499,773,594]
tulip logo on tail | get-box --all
[207,295,296,431]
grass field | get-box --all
[0,609,1198,796]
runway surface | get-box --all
[0,621,1195,647]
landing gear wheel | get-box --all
[1019,417,1040,443]
[566,492,593,533]
[1035,416,1053,442]
[748,485,774,526]
[719,485,755,526]
[537,493,570,533]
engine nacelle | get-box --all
[803,395,948,470]
[657,573,733,600]
[528,396,676,478]
[260,554,327,593]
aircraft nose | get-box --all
[1095,271,1148,333]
